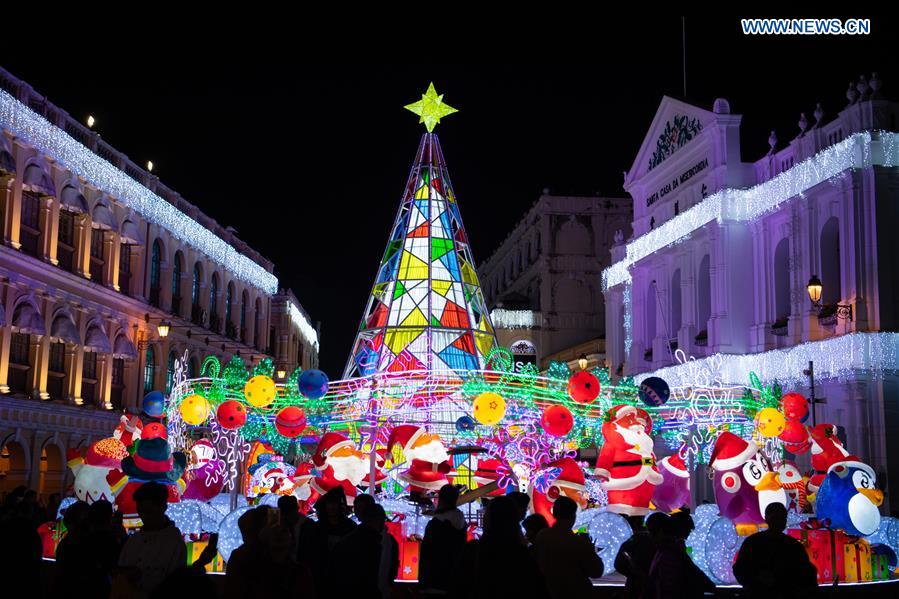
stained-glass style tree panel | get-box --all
[344,133,496,377]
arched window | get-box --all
[192,263,202,317]
[226,283,234,324]
[670,269,682,337]
[697,255,711,334]
[172,251,183,313]
[166,351,176,394]
[774,238,791,321]
[187,357,198,379]
[149,240,162,306]
[210,273,219,316]
[241,290,249,340]
[143,347,155,393]
[255,297,263,349]
[820,218,841,306]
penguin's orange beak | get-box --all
[754,472,782,492]
[859,488,884,506]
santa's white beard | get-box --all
[616,425,653,456]
[329,455,368,485]
[407,440,449,464]
[294,483,312,501]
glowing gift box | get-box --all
[787,527,848,583]
[870,552,891,581]
[843,540,872,583]
[186,539,225,573]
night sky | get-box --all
[4,16,893,375]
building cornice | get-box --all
[603,131,899,290]
[0,86,278,295]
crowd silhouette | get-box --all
[0,482,828,598]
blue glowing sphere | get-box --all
[455,416,476,433]
[142,391,166,417]
[639,376,670,407]
[297,369,329,399]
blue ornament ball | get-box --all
[639,376,670,407]
[297,369,329,399]
[455,416,476,433]
[142,391,166,417]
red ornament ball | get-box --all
[542,405,574,437]
[275,406,307,438]
[779,420,810,454]
[568,371,600,404]
[781,392,809,422]
[216,400,248,430]
[141,422,167,440]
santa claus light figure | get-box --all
[388,424,452,494]
[310,432,369,504]
[530,457,588,527]
[594,404,663,516]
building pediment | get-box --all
[626,96,716,188]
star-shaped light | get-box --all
[404,83,458,132]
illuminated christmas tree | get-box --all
[344,84,497,377]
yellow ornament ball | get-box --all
[473,392,506,426]
[179,394,210,425]
[244,375,276,408]
[756,407,786,438]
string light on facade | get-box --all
[288,301,319,349]
[0,89,279,294]
[635,332,899,388]
[603,131,899,290]
[489,309,538,329]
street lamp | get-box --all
[578,353,589,371]
[276,368,287,380]
[157,321,171,339]
[806,275,852,321]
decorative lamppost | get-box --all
[806,275,853,321]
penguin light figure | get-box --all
[815,457,883,536]
[709,432,787,534]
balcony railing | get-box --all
[771,317,789,337]
[694,329,708,347]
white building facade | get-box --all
[603,75,899,508]
[0,67,318,498]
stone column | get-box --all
[74,213,92,279]
[66,345,83,405]
[0,284,13,394]
[30,335,50,400]
[106,232,122,292]
[5,174,23,249]
[40,196,60,266]
[97,353,112,410]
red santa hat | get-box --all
[549,457,586,492]
[659,454,690,478]
[709,432,758,471]
[827,455,875,480]
[312,432,355,467]
[809,424,847,454]
[85,438,128,469]
[387,424,428,454]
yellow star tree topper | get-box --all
[404,83,458,132]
